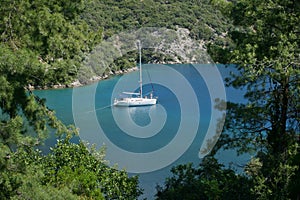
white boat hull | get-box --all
[113,41,158,107]
[114,97,157,107]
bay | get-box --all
[34,64,248,199]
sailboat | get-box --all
[113,41,157,107]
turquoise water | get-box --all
[35,64,248,199]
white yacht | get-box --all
[114,41,157,107]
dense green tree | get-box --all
[0,0,140,199]
[211,0,300,199]
[157,0,299,199]
[1,137,142,199]
[43,139,142,200]
[0,0,101,86]
[156,157,253,200]
[0,42,78,198]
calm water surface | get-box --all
[35,64,248,199]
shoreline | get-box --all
[28,67,138,90]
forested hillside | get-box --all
[80,0,232,79]
[1,0,299,199]
[1,0,231,88]
[83,0,230,40]
[0,0,230,198]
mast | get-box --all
[138,41,143,98]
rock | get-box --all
[102,74,109,79]
[69,80,82,87]
[28,84,35,90]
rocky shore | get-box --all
[28,67,138,90]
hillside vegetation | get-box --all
[1,0,231,87]
[81,0,232,79]
[1,0,299,199]
[0,0,231,199]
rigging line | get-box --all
[85,104,113,113]
[145,65,155,93]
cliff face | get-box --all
[78,27,216,85]
[153,28,211,64]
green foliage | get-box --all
[211,0,300,199]
[0,0,101,86]
[3,0,299,199]
[82,0,232,70]
[0,139,142,199]
[1,1,141,199]
[158,0,299,199]
[1,0,233,84]
[1,5,90,198]
[1,0,234,84]
[245,148,299,200]
[0,147,79,200]
[43,140,142,199]
[0,43,77,145]
[85,0,232,40]
[156,157,253,200]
